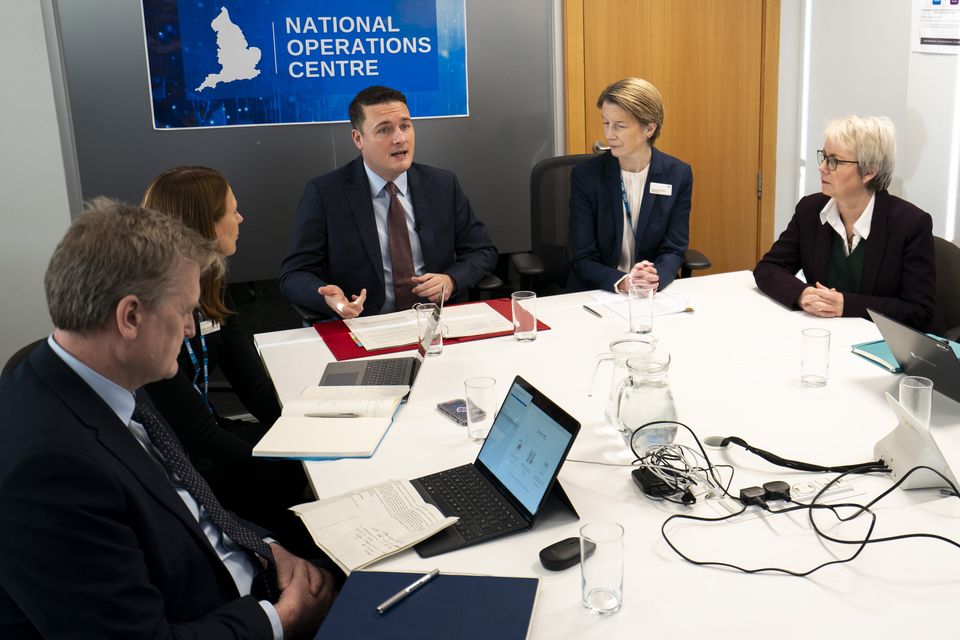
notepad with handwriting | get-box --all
[252,386,408,459]
[293,480,458,574]
[314,570,539,640]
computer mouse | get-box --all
[539,536,594,571]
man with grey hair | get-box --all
[0,199,334,638]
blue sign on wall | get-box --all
[142,0,468,129]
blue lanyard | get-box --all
[620,173,637,239]
[183,321,210,412]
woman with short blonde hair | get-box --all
[569,77,693,293]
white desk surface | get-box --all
[256,271,960,638]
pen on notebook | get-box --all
[303,412,360,418]
[376,569,440,614]
[582,305,602,319]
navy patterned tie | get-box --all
[132,399,277,600]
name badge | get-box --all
[199,319,221,335]
[649,182,672,196]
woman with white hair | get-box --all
[754,115,942,332]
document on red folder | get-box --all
[314,298,551,361]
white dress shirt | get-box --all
[819,193,876,256]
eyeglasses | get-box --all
[817,150,858,172]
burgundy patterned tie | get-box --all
[385,181,419,310]
[132,399,277,600]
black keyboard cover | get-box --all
[417,464,525,542]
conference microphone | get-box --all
[700,435,883,474]
[702,436,727,448]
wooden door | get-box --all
[564,0,780,274]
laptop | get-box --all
[868,309,960,404]
[411,375,581,557]
[318,303,440,387]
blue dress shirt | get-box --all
[46,336,284,639]
[363,162,427,313]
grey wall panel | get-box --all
[56,0,556,282]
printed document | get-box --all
[292,479,458,573]
[587,290,693,319]
[344,303,514,350]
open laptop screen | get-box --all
[476,380,575,515]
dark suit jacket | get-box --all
[144,287,311,553]
[754,191,942,333]
[279,157,498,317]
[0,342,273,639]
[567,148,692,292]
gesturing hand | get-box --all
[320,284,367,319]
[411,273,454,303]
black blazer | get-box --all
[145,286,282,464]
[279,157,498,317]
[754,191,942,333]
[567,148,693,292]
[0,342,273,639]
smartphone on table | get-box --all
[436,399,469,426]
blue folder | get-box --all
[851,339,901,372]
[851,336,960,373]
[315,570,539,640]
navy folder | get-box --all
[315,570,539,640]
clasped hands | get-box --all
[799,282,844,317]
[320,273,454,319]
[269,543,335,638]
[617,261,659,293]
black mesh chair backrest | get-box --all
[934,236,960,337]
[529,154,594,293]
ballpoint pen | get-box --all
[582,304,602,319]
[376,569,440,614]
[303,412,360,418]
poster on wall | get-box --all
[911,0,960,54]
[141,0,468,129]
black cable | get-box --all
[662,464,960,576]
[714,435,887,474]
[805,465,960,550]
[629,421,737,500]
[660,498,879,576]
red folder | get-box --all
[314,298,550,361]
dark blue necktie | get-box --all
[132,399,277,600]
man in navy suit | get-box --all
[567,77,692,294]
[0,200,334,638]
[279,86,497,319]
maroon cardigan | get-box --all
[754,191,942,333]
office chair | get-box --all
[511,154,593,294]
[511,153,712,295]
[934,235,960,341]
[290,274,505,327]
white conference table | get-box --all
[256,271,960,638]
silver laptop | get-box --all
[318,305,440,387]
[868,309,960,404]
